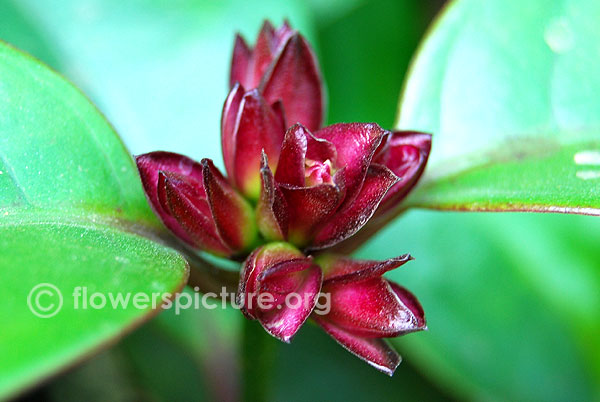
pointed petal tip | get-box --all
[261,33,323,131]
[260,325,294,344]
[378,353,402,376]
[259,148,270,172]
[234,32,247,43]
[260,19,276,33]
[315,318,402,375]
[319,253,413,284]
[199,158,214,178]
[230,33,252,88]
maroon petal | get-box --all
[258,259,322,342]
[317,254,412,285]
[248,21,277,89]
[306,131,337,163]
[275,124,337,187]
[314,317,401,376]
[257,152,288,241]
[237,250,304,319]
[237,248,263,319]
[258,258,311,307]
[322,278,426,338]
[274,124,308,187]
[230,34,251,88]
[158,172,232,256]
[237,243,320,340]
[314,123,386,205]
[274,124,344,245]
[232,90,286,199]
[312,164,398,249]
[280,181,344,247]
[237,242,302,319]
[201,159,257,252]
[221,83,245,177]
[373,131,432,217]
[136,152,205,245]
[231,21,295,90]
[273,19,294,49]
[261,33,323,131]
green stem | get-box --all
[242,319,277,402]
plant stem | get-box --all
[242,319,277,402]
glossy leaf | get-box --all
[358,211,600,401]
[0,43,188,399]
[398,0,600,214]
[0,221,188,400]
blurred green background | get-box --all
[2,0,599,401]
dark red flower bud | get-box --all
[372,131,431,218]
[269,123,399,249]
[136,152,257,256]
[313,123,387,204]
[221,87,286,200]
[274,124,345,245]
[312,254,425,375]
[230,20,323,131]
[260,33,324,131]
[237,243,322,342]
[230,20,293,90]
[136,19,432,379]
[158,171,232,256]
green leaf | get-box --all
[358,211,600,402]
[397,0,600,213]
[0,0,316,167]
[318,0,434,128]
[0,43,188,399]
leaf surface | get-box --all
[0,43,188,399]
[398,0,600,213]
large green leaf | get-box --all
[368,1,600,399]
[358,211,600,402]
[0,43,188,399]
[0,0,316,166]
[397,0,600,213]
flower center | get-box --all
[305,158,334,186]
